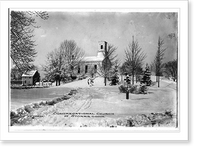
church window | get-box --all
[101,45,103,49]
[85,65,88,73]
[94,65,97,72]
[78,66,80,74]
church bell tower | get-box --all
[97,41,107,58]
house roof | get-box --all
[22,70,37,77]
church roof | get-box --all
[83,41,105,62]
[84,56,104,62]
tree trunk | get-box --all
[104,77,107,86]
[121,74,123,84]
[158,76,160,87]
[136,75,137,83]
[132,72,134,85]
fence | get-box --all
[11,80,22,85]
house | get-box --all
[22,70,40,86]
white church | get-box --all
[77,41,107,75]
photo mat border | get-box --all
[0,0,188,141]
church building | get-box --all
[77,41,107,75]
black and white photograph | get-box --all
[9,9,179,131]
[10,9,178,128]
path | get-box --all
[60,77,106,88]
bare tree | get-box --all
[60,40,85,76]
[152,36,167,87]
[43,48,64,83]
[164,59,178,81]
[136,66,144,83]
[43,40,84,85]
[124,36,146,85]
[98,43,118,86]
[10,11,49,75]
[109,60,120,85]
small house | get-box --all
[22,70,40,86]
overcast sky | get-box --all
[33,11,178,67]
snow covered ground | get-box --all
[61,77,106,88]
[10,76,177,129]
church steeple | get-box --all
[97,41,107,58]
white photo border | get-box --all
[0,1,188,141]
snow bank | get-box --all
[10,89,78,126]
